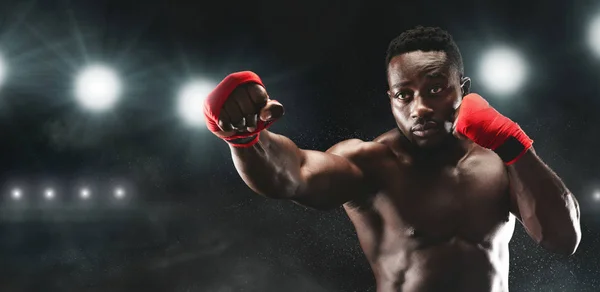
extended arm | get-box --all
[231,130,377,210]
[204,71,379,210]
[508,148,581,255]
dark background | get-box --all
[0,0,599,291]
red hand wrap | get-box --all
[455,94,533,165]
[203,71,276,147]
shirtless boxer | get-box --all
[203,26,581,292]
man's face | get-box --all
[387,51,463,148]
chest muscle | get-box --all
[375,151,511,244]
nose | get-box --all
[410,94,434,120]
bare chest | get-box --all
[369,149,512,245]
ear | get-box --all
[387,90,393,100]
[460,77,471,96]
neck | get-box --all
[409,135,472,166]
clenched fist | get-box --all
[204,71,284,147]
[216,83,284,136]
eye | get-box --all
[395,90,413,100]
[430,85,444,94]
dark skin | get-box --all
[216,51,581,292]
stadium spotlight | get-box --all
[75,64,121,111]
[0,53,5,88]
[44,188,55,200]
[80,188,91,200]
[11,188,22,200]
[114,187,125,199]
[479,47,527,96]
[178,80,214,127]
[589,14,600,58]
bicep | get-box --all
[291,140,371,210]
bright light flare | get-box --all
[178,80,214,127]
[479,47,527,96]
[589,15,600,58]
[80,188,90,200]
[75,64,121,111]
[45,189,55,200]
[11,188,21,200]
[0,53,6,87]
[594,191,600,201]
[114,187,125,199]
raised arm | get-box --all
[507,148,581,255]
[452,93,581,255]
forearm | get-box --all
[508,148,581,254]
[230,130,303,199]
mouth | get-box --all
[411,121,440,138]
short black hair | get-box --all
[386,26,464,77]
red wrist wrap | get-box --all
[203,71,276,147]
[455,94,533,165]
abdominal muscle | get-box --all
[371,237,509,292]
